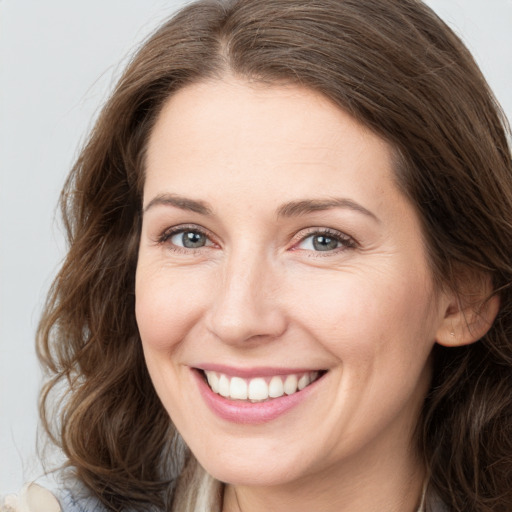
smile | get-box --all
[194,366,328,424]
[203,370,322,402]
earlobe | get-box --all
[436,289,500,348]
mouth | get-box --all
[197,369,327,403]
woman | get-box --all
[4,0,511,510]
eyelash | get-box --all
[291,228,357,255]
[157,224,215,254]
[156,225,357,255]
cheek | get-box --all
[288,266,437,364]
[135,265,209,353]
[134,266,208,414]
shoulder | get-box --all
[1,482,107,512]
[1,484,61,512]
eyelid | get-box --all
[157,223,217,247]
[154,224,356,254]
[290,227,357,252]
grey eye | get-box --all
[311,234,340,251]
[296,231,352,252]
[171,230,208,248]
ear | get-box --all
[436,273,500,347]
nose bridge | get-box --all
[206,244,286,344]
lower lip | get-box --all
[193,370,323,424]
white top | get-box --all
[1,477,447,512]
[1,484,61,512]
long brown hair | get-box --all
[37,1,512,510]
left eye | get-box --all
[297,232,351,252]
[170,230,212,249]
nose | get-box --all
[204,249,288,345]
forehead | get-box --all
[144,78,396,211]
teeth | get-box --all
[268,376,284,398]
[206,371,219,393]
[203,370,321,402]
[230,377,248,400]
[218,374,230,397]
[284,374,298,395]
[248,378,268,400]
[297,373,310,390]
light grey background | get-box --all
[1,0,511,495]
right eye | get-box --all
[159,226,216,251]
[171,230,209,249]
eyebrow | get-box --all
[143,194,213,215]
[276,198,379,222]
[143,193,378,222]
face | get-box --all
[136,78,449,489]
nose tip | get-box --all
[204,262,287,345]
[208,304,287,345]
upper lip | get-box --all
[194,364,326,378]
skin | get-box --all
[135,77,457,511]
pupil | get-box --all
[313,235,338,251]
[183,231,206,248]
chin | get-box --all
[188,436,320,488]
[202,458,303,488]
